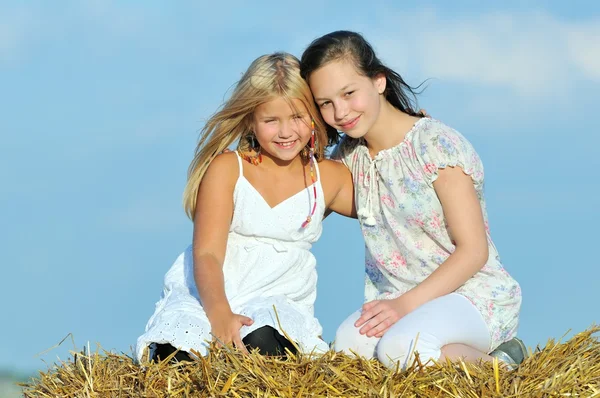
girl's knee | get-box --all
[377,333,442,370]
[242,326,297,357]
[333,320,362,351]
[333,312,377,359]
[376,334,413,369]
[151,343,193,363]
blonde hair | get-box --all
[183,52,329,220]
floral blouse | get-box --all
[337,117,521,350]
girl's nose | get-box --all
[334,102,348,121]
[279,122,294,138]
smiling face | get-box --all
[308,59,386,139]
[253,96,312,162]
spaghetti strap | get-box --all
[234,151,243,177]
[314,158,321,182]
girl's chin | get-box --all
[264,148,303,162]
[342,130,367,139]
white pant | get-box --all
[334,293,491,370]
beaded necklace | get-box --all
[236,148,262,166]
[301,120,317,229]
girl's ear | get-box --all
[374,72,387,94]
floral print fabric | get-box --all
[337,117,521,350]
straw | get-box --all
[21,325,599,397]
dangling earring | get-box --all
[301,146,309,160]
[301,120,318,228]
[248,134,259,150]
[238,133,262,165]
[301,126,318,161]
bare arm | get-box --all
[405,166,489,304]
[321,160,357,219]
[356,166,489,337]
[192,153,252,350]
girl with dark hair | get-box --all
[301,31,525,370]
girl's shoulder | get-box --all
[318,158,352,177]
[406,118,468,146]
[405,118,479,161]
[318,159,352,193]
[204,151,241,185]
[406,118,484,185]
[210,151,239,170]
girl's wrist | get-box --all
[400,287,429,309]
[205,302,233,321]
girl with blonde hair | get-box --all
[136,52,355,362]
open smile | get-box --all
[274,139,299,149]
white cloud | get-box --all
[368,10,600,97]
[566,22,600,81]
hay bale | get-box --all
[22,326,599,397]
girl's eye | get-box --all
[264,120,276,124]
[345,91,354,97]
[319,101,330,108]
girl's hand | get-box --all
[210,311,254,353]
[354,295,419,338]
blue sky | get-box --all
[1,1,599,373]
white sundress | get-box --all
[135,153,329,362]
[336,117,522,351]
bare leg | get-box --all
[439,343,494,363]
